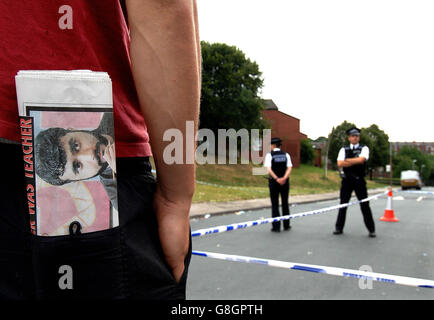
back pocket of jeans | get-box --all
[31,227,124,299]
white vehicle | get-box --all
[400,170,422,190]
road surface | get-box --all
[187,188,434,300]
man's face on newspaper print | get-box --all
[59,131,110,181]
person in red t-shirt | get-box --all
[0,0,200,299]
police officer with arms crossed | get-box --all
[333,127,376,237]
[264,137,293,232]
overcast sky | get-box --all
[197,0,434,142]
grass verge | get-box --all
[193,163,384,203]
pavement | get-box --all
[189,187,388,218]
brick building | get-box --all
[261,99,308,168]
[391,142,434,155]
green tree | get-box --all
[393,154,413,178]
[314,136,327,143]
[327,121,356,168]
[393,146,432,181]
[359,124,390,179]
[300,139,315,164]
[200,42,267,133]
[427,155,434,185]
[327,122,390,170]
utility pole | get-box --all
[324,127,334,179]
[389,142,393,187]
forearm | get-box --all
[267,167,278,180]
[283,167,292,180]
[126,0,200,281]
[127,0,200,201]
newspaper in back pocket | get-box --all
[15,70,119,236]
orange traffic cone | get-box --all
[380,189,399,222]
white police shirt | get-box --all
[264,148,293,168]
[337,144,370,161]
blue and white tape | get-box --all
[399,190,434,196]
[192,191,387,237]
[193,250,434,289]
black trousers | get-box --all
[335,177,375,233]
[269,179,290,230]
[0,143,191,300]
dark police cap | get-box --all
[271,137,282,144]
[346,127,361,136]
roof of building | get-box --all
[263,99,279,110]
[262,99,301,121]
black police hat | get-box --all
[271,137,282,144]
[346,127,361,136]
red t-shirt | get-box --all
[0,0,151,157]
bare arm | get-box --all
[266,166,279,180]
[282,166,292,180]
[267,166,291,185]
[126,0,201,282]
[276,167,291,185]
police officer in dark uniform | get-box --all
[333,127,376,237]
[264,137,293,232]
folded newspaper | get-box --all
[15,70,119,236]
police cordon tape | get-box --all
[191,191,388,238]
[191,188,434,290]
[192,250,434,289]
[400,190,434,196]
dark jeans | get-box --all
[269,179,290,230]
[0,143,191,299]
[335,177,375,233]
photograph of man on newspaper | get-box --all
[35,112,117,205]
[32,110,118,235]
